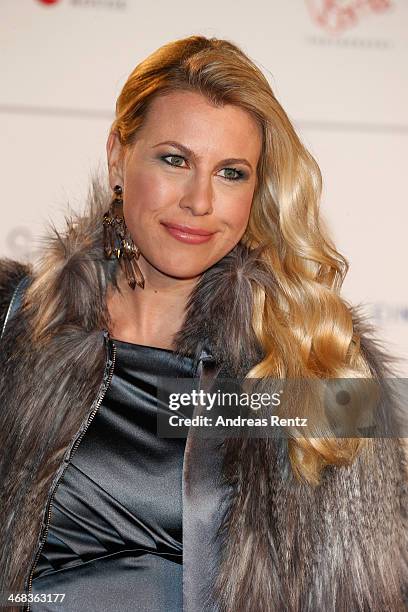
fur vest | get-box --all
[0,178,407,611]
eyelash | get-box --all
[160,154,246,182]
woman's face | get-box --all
[107,90,262,282]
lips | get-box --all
[162,222,215,236]
[161,222,216,245]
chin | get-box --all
[140,239,232,279]
[148,252,218,280]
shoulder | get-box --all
[351,304,401,379]
[351,304,408,466]
[0,258,33,333]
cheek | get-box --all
[123,166,176,219]
[218,189,254,231]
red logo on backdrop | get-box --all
[37,0,60,4]
[306,0,392,34]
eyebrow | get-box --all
[152,140,254,172]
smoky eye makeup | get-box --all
[158,153,249,182]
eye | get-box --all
[218,167,246,182]
[160,154,246,182]
[161,154,187,168]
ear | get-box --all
[106,130,125,189]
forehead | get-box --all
[138,90,262,162]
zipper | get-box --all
[24,333,116,612]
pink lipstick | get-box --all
[161,222,216,244]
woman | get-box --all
[0,35,406,612]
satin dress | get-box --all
[31,339,198,611]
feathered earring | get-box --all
[103,184,145,290]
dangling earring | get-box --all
[103,184,145,290]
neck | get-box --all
[106,261,201,350]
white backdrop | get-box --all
[1,0,407,371]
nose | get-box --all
[178,174,214,216]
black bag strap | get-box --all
[0,274,31,341]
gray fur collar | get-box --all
[0,176,407,611]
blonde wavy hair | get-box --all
[110,34,374,485]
